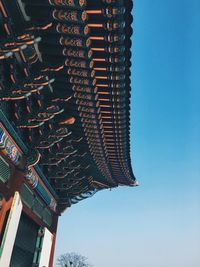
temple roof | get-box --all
[0,0,137,212]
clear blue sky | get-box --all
[54,1,200,266]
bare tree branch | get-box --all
[56,252,92,267]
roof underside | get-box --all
[0,0,137,212]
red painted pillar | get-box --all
[49,215,59,267]
[0,196,13,235]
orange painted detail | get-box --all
[101,116,112,119]
[100,104,111,108]
[88,23,103,28]
[99,98,110,101]
[98,92,109,95]
[91,48,105,51]
[28,52,37,60]
[93,58,106,62]
[42,65,64,72]
[27,22,52,31]
[0,1,7,17]
[94,67,107,71]
[19,51,27,63]
[90,36,104,40]
[3,23,10,34]
[96,76,108,79]
[103,126,113,129]
[86,10,102,14]
[101,111,111,114]
[59,117,76,125]
[96,84,109,87]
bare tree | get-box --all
[56,252,92,267]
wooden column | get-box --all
[0,196,13,235]
[49,214,59,267]
[0,158,24,236]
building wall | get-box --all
[0,192,22,267]
[0,118,58,266]
[39,228,54,267]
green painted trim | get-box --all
[33,227,44,265]
[20,183,53,227]
[0,155,10,183]
[0,109,58,200]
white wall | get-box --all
[0,192,22,267]
[39,227,53,267]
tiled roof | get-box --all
[0,0,137,212]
